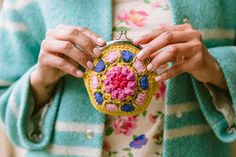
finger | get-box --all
[137,30,197,60]
[41,39,93,70]
[154,62,185,82]
[42,53,84,78]
[56,25,106,46]
[160,23,193,31]
[46,28,97,57]
[147,43,195,72]
[77,26,106,46]
[133,23,193,44]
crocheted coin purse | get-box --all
[84,33,158,116]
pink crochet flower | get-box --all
[135,93,146,106]
[104,66,137,101]
[91,75,99,89]
[112,116,137,136]
[106,103,118,112]
[133,60,146,73]
[104,50,119,63]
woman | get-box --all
[0,0,236,157]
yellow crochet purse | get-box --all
[84,32,158,116]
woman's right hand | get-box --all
[30,25,106,110]
[32,24,106,85]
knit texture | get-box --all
[0,0,236,157]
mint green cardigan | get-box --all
[0,0,236,157]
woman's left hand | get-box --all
[133,24,227,90]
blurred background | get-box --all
[0,0,236,157]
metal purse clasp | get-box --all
[115,31,131,41]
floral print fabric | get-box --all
[102,1,172,156]
[112,0,172,40]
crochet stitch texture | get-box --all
[84,42,158,116]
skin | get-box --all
[133,24,227,90]
[30,24,227,113]
[30,25,106,113]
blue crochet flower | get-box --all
[121,104,135,112]
[94,92,103,105]
[140,75,149,90]
[94,60,105,72]
[121,50,134,63]
[129,134,148,149]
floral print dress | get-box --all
[102,0,172,157]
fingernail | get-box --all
[87,61,94,70]
[137,50,144,60]
[76,71,84,78]
[93,47,102,57]
[155,76,162,82]
[147,63,154,72]
[97,37,106,45]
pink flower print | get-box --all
[112,116,137,136]
[117,9,149,28]
[151,1,161,9]
[149,114,158,123]
[155,81,166,100]
[103,140,111,152]
[104,66,137,101]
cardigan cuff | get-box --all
[2,65,64,150]
[191,46,236,143]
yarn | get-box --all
[84,42,158,116]
[94,92,103,105]
[140,75,149,90]
[104,50,119,63]
[104,66,137,101]
[121,50,135,63]
[121,104,135,112]
[94,60,105,72]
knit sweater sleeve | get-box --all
[191,46,236,143]
[0,1,63,150]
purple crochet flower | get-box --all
[129,134,148,149]
[103,66,137,101]
[94,60,105,72]
[94,92,103,105]
[121,50,134,63]
[121,104,135,112]
[140,75,149,90]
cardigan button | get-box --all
[86,129,94,139]
[176,111,182,118]
[182,17,189,23]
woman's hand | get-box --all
[133,24,227,90]
[30,25,106,111]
